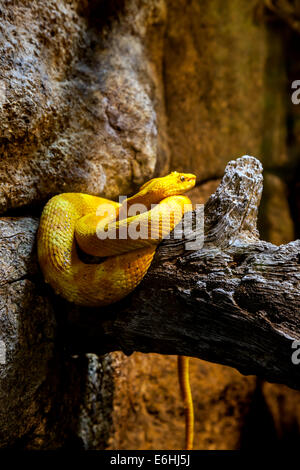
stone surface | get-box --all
[0,217,55,447]
[0,0,299,452]
[106,172,258,451]
[187,179,221,206]
[108,353,257,450]
[0,0,167,213]
[262,382,300,446]
[295,180,300,238]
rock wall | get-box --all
[0,0,299,449]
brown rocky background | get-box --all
[0,0,299,449]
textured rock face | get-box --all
[0,217,117,449]
[1,0,289,214]
[0,215,117,449]
[0,0,166,213]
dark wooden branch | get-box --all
[64,156,300,390]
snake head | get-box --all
[139,171,196,199]
[168,171,196,193]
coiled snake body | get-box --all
[38,171,196,449]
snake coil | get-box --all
[38,171,196,449]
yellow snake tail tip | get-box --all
[177,355,194,450]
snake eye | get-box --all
[180,176,185,182]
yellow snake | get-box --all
[37,171,196,450]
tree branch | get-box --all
[63,156,300,390]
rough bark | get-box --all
[64,156,300,390]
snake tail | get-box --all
[177,355,194,450]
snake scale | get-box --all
[37,171,196,450]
